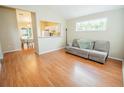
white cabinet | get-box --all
[0,44,3,61]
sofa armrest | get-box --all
[65,42,72,50]
[66,42,72,47]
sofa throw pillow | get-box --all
[77,40,92,49]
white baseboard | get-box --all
[38,47,65,55]
[108,56,123,62]
[3,49,21,54]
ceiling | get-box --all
[41,5,124,19]
[9,5,124,20]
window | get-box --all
[21,28,32,39]
[76,18,107,31]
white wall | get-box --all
[3,6,123,59]
[36,7,66,54]
[0,43,3,59]
[0,7,21,53]
[8,5,66,54]
[31,12,39,53]
[123,10,124,60]
[67,8,124,59]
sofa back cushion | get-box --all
[77,39,94,49]
[94,40,110,52]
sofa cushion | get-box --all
[94,40,110,52]
[77,39,93,49]
[65,46,90,58]
[89,50,107,63]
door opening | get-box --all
[16,9,34,50]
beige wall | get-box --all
[67,8,124,59]
[0,7,21,53]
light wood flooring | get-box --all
[0,49,123,87]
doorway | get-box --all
[16,9,34,50]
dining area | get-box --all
[21,39,34,49]
[20,27,34,50]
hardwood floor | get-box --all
[0,49,123,87]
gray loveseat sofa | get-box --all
[65,39,110,64]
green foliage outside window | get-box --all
[76,18,107,31]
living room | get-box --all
[0,5,124,88]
